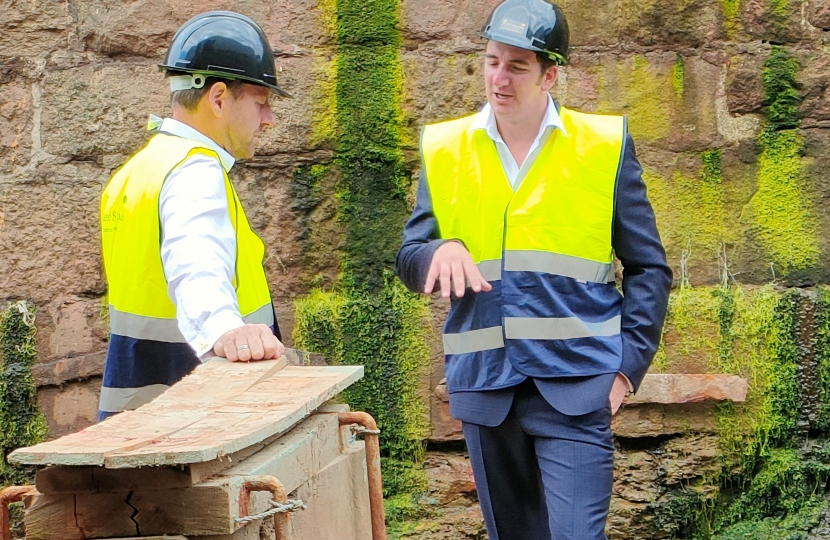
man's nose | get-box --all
[262,106,276,128]
[492,65,510,87]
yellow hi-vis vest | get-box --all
[100,132,274,344]
[421,107,625,391]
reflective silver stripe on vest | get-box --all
[109,307,187,343]
[504,316,621,340]
[443,326,505,355]
[244,303,275,325]
[110,303,274,343]
[477,259,502,282]
[98,384,170,413]
[504,251,615,283]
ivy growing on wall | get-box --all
[0,300,47,487]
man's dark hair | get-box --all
[536,53,557,74]
[165,71,245,111]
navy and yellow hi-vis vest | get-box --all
[421,107,626,393]
[98,133,274,416]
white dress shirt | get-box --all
[468,97,633,392]
[468,93,566,191]
[157,118,245,359]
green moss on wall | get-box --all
[0,301,47,487]
[705,291,830,537]
[641,151,731,284]
[721,0,740,38]
[743,130,819,273]
[293,0,430,509]
[293,281,430,494]
[310,57,338,147]
[650,285,830,538]
[762,47,800,131]
[672,53,685,97]
[766,0,790,32]
[741,47,819,274]
[620,55,674,142]
[813,289,830,431]
[337,44,410,289]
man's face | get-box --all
[484,40,556,118]
[223,84,275,159]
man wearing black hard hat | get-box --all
[396,0,672,537]
[97,12,288,420]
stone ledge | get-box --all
[434,373,748,406]
[626,374,748,405]
[32,350,106,388]
[430,373,748,442]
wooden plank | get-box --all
[10,360,363,467]
[9,410,212,465]
[9,358,344,465]
[102,366,363,468]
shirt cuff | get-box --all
[191,311,245,360]
[620,372,635,393]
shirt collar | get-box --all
[467,94,567,142]
[152,116,236,172]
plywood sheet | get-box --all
[10,358,363,468]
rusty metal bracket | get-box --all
[1,485,34,540]
[238,475,292,539]
[339,412,386,540]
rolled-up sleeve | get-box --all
[159,155,244,359]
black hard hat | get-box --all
[480,0,569,65]
[160,11,290,98]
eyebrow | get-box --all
[484,54,531,66]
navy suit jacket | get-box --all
[395,128,672,424]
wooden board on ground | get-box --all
[10,358,363,468]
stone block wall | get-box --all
[6,0,830,537]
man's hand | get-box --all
[213,324,285,362]
[425,241,493,298]
[609,372,630,415]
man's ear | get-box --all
[540,66,558,92]
[206,81,230,117]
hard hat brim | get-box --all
[159,65,292,98]
[479,32,567,65]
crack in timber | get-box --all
[125,491,141,535]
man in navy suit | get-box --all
[395,0,672,538]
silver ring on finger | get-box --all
[237,344,250,351]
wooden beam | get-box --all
[10,362,363,468]
[36,465,192,494]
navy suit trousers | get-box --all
[462,379,615,540]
